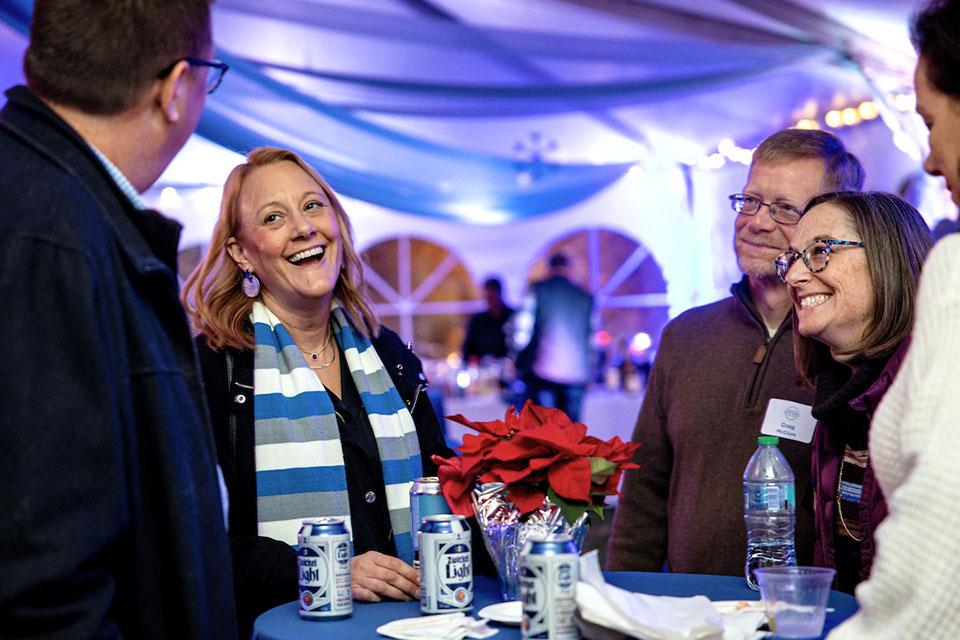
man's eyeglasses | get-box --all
[774,239,866,283]
[158,57,229,94]
[729,194,803,226]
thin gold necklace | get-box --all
[836,458,863,543]
[299,329,335,369]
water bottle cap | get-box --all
[757,436,779,446]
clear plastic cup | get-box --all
[754,566,836,638]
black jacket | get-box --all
[0,87,236,638]
[197,326,456,635]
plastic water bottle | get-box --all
[743,436,796,590]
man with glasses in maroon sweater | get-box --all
[607,129,863,577]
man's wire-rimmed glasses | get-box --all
[775,239,866,283]
[158,57,229,94]
[729,193,803,225]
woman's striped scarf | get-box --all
[251,301,422,563]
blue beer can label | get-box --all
[298,517,352,620]
[521,534,579,639]
[410,477,450,569]
[419,514,472,614]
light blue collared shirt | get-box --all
[88,144,148,211]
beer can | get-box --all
[419,514,472,614]
[298,517,353,620]
[410,476,451,568]
[521,534,579,639]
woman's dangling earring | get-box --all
[242,269,261,298]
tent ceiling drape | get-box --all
[0,0,920,222]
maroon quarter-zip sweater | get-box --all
[607,278,815,575]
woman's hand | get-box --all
[351,551,420,602]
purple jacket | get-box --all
[811,339,910,578]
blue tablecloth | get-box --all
[253,572,858,639]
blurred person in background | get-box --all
[828,2,960,636]
[0,1,237,637]
[513,252,594,421]
[780,192,931,593]
[607,129,864,576]
[462,276,514,363]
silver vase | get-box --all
[472,482,589,601]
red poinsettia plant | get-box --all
[432,401,641,526]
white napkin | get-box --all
[577,551,723,640]
[377,612,498,640]
[577,551,766,640]
[715,606,768,640]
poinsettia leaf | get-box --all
[588,456,618,480]
[457,432,498,455]
[523,402,582,434]
[547,487,589,527]
[509,484,548,515]
[527,452,568,471]
[547,457,592,502]
[582,435,641,463]
[477,470,499,483]
[432,455,474,517]
[504,405,523,431]
[491,464,540,484]
[486,438,552,462]
[590,492,611,502]
[517,422,590,456]
[446,412,511,437]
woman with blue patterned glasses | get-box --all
[780,191,932,595]
[181,147,457,637]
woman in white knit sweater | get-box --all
[829,1,960,635]
[827,234,960,638]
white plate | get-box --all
[478,601,523,625]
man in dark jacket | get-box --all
[606,129,864,576]
[0,1,237,638]
[463,277,514,363]
[514,253,594,421]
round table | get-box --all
[253,572,858,639]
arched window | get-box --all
[361,236,479,359]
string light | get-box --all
[717,138,737,157]
[693,91,915,173]
[841,107,861,126]
[892,93,915,112]
[816,99,894,129]
[858,101,879,120]
[695,139,754,171]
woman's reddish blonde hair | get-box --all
[181,147,379,350]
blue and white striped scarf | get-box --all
[251,301,422,563]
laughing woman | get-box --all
[778,192,932,593]
[182,147,453,636]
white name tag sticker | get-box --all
[760,398,816,444]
